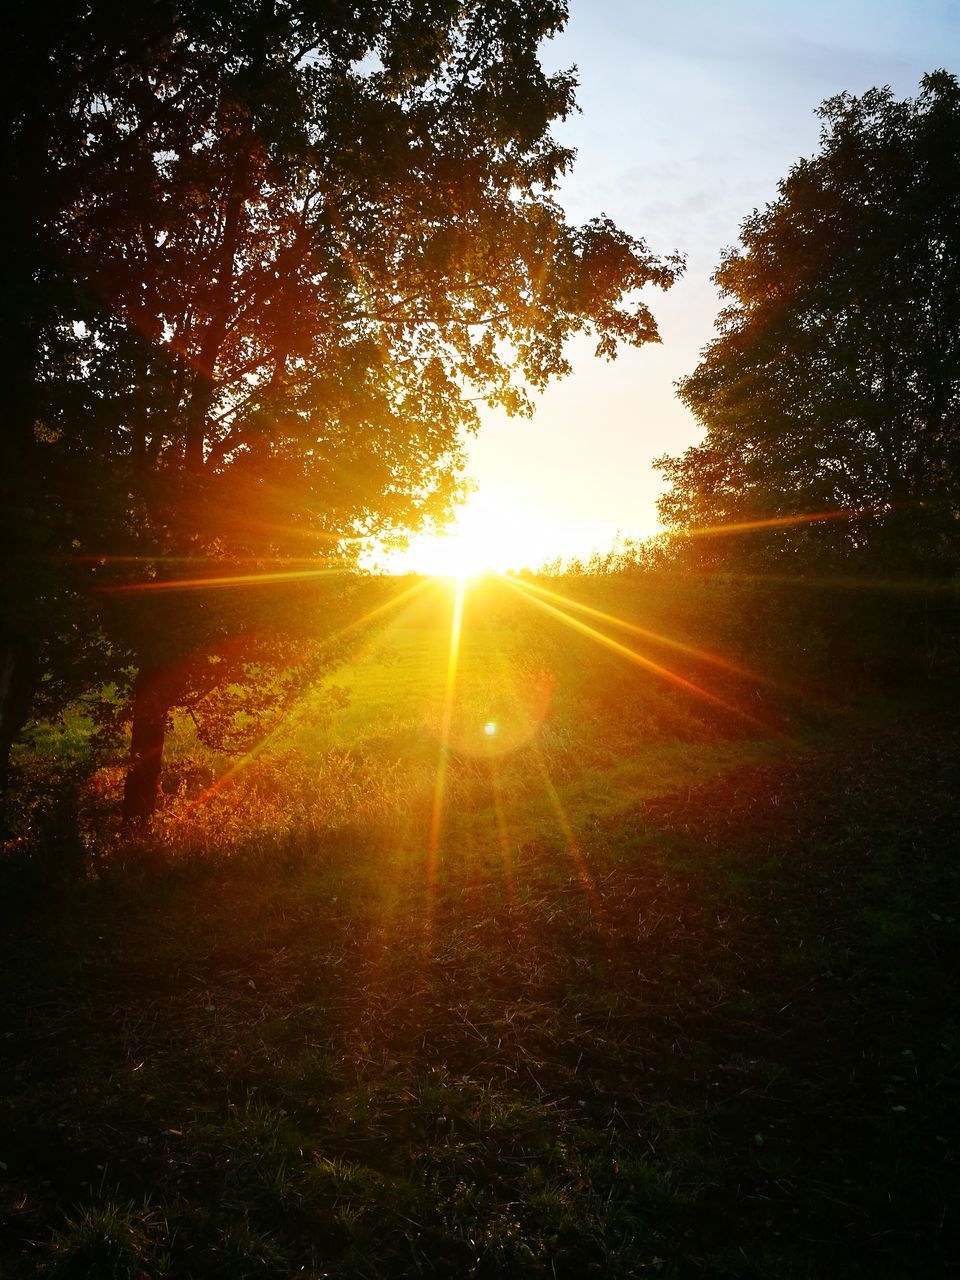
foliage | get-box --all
[2,1,681,821]
[41,1199,165,1279]
[660,72,960,574]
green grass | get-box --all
[41,1199,169,1279]
[92,576,789,864]
[2,576,958,1277]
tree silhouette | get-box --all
[3,2,681,822]
[661,72,960,573]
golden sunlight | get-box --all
[390,489,617,577]
[399,492,520,578]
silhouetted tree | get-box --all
[4,2,681,823]
[0,3,157,796]
[660,72,960,573]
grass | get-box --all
[1,575,958,1277]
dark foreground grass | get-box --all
[1,710,958,1278]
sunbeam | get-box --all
[424,577,466,943]
[680,507,872,539]
[96,565,352,594]
[500,573,770,732]
[532,747,605,923]
[68,544,360,567]
[696,569,960,595]
[486,754,518,914]
[476,599,604,924]
[178,576,435,817]
[509,573,781,689]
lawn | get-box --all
[1,576,957,1278]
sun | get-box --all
[415,525,497,580]
[392,491,523,578]
[384,485,627,578]
[383,484,635,578]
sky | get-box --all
[393,0,960,574]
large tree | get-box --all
[5,2,681,823]
[660,72,960,572]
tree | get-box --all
[0,4,132,797]
[660,72,960,574]
[5,2,681,824]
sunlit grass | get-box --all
[127,571,789,865]
[425,577,466,936]
[8,697,956,1279]
[7,567,958,1280]
[501,573,771,732]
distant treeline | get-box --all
[543,72,960,687]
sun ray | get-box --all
[693,568,960,595]
[500,573,770,732]
[475,601,604,923]
[176,576,435,817]
[96,564,352,594]
[680,507,873,539]
[333,575,436,641]
[67,543,363,571]
[423,577,466,944]
[531,746,605,922]
[471,603,525,916]
[508,573,780,689]
[486,754,518,914]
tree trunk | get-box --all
[121,663,172,830]
[0,640,40,802]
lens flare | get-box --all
[501,573,769,732]
[509,573,772,686]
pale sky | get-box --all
[394,0,959,574]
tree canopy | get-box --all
[2,1,681,822]
[660,72,960,573]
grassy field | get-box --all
[1,575,957,1277]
